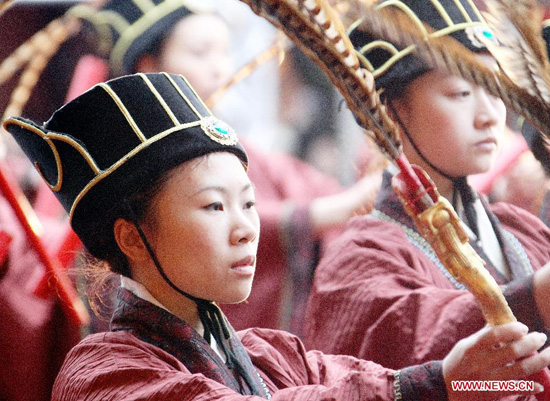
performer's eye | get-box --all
[453,90,471,98]
[205,202,224,211]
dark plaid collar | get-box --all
[110,288,268,397]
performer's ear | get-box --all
[113,218,150,263]
[134,54,159,74]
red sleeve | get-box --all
[242,328,446,400]
[241,328,395,399]
[305,215,487,369]
[53,329,449,401]
[306,202,550,370]
[491,202,550,270]
[492,202,550,334]
[53,330,397,401]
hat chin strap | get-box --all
[388,101,479,237]
[122,201,264,396]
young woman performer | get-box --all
[305,0,550,377]
[4,72,550,400]
[73,0,381,334]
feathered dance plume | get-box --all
[0,15,79,89]
[482,0,550,105]
[239,0,403,160]
[345,0,550,139]
[480,0,550,168]
[1,17,81,122]
[0,1,109,119]
[206,34,287,108]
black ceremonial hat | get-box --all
[3,73,247,259]
[348,0,493,97]
[69,0,206,76]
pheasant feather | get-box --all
[481,0,550,105]
[480,0,550,158]
[238,0,403,160]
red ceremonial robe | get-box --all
[52,288,448,400]
[305,171,550,371]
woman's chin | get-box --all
[463,161,494,177]
[218,288,253,305]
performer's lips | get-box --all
[475,137,497,151]
[231,256,255,275]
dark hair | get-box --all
[82,158,183,319]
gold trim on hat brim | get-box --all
[353,20,486,78]
[2,118,101,192]
[4,117,222,222]
[69,120,203,221]
[4,73,239,223]
[350,0,488,78]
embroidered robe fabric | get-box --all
[305,171,550,373]
[52,289,448,400]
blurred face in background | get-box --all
[138,13,233,99]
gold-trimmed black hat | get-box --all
[69,0,208,76]
[349,0,493,97]
[3,73,247,258]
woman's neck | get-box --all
[411,160,456,201]
[431,174,455,201]
[125,273,204,335]
[162,293,205,335]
